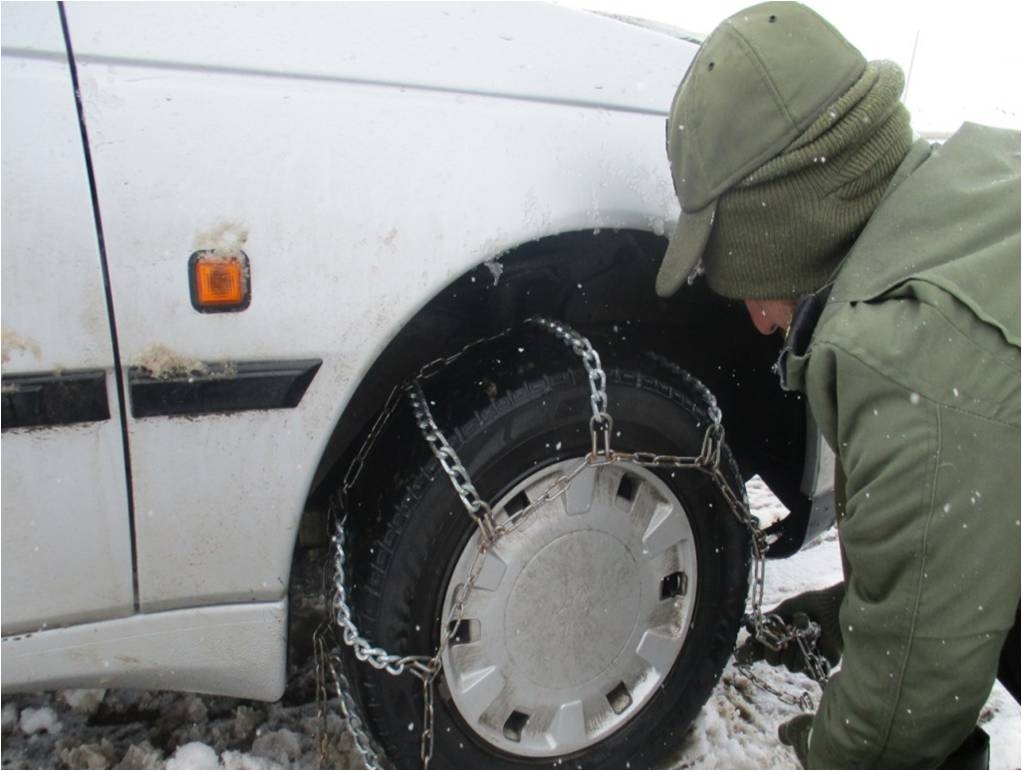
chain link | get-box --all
[316,323,531,769]
[527,317,609,422]
[315,628,390,769]
[331,524,436,678]
[406,381,498,541]
[318,316,830,769]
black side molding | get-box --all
[2,370,110,430]
[129,359,321,418]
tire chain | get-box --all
[316,317,830,770]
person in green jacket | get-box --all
[653,2,1021,767]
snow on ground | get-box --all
[2,479,1018,769]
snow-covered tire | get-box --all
[344,333,750,768]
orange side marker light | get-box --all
[189,251,251,312]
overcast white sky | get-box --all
[556,0,1021,135]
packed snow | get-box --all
[2,478,1018,769]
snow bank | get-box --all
[1,702,18,735]
[221,750,277,769]
[166,741,221,770]
[250,729,302,765]
[18,707,60,736]
[60,689,107,714]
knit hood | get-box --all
[703,61,913,299]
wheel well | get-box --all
[301,229,809,547]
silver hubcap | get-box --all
[441,460,698,757]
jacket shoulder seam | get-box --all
[810,336,1019,429]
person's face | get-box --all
[743,299,797,336]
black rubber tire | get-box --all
[344,333,750,768]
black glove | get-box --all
[736,583,845,674]
[778,713,813,768]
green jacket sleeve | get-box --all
[802,299,1020,769]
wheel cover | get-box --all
[440,459,699,757]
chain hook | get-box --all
[469,501,497,544]
[589,412,614,460]
[697,422,724,469]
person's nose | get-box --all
[744,300,778,335]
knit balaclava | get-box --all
[655,2,915,301]
[704,61,913,299]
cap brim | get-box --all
[655,200,717,297]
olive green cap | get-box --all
[656,1,866,297]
